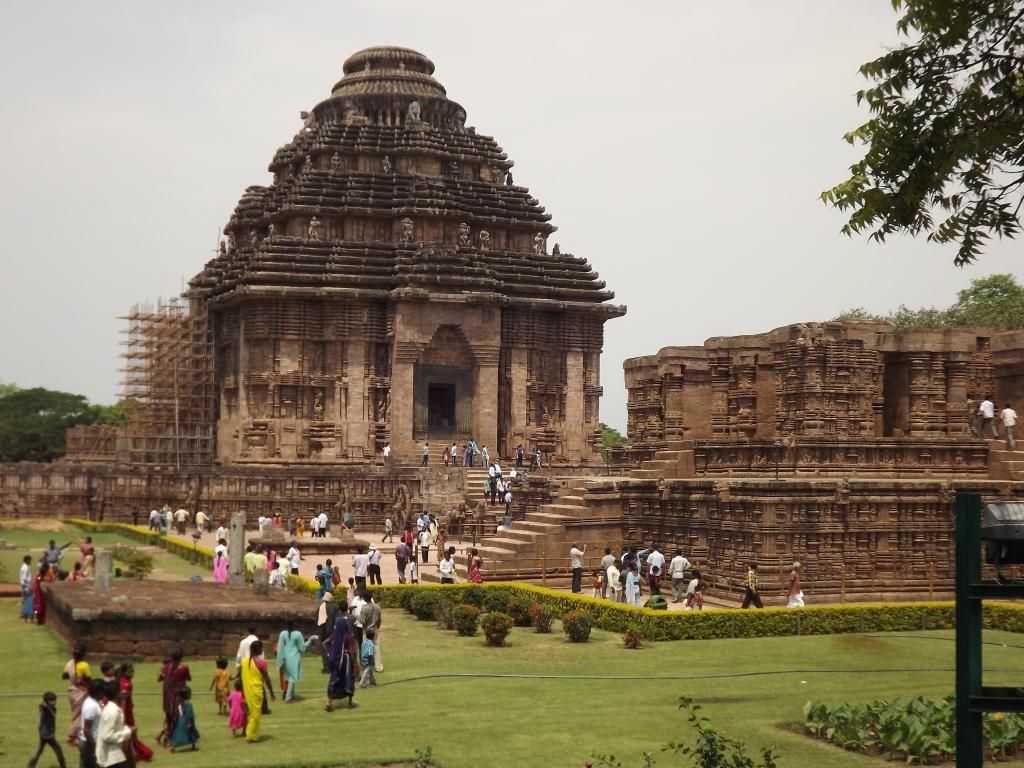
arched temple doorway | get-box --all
[413,325,475,441]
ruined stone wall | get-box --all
[0,462,464,532]
[619,477,1024,603]
[214,298,389,464]
[624,322,1024,456]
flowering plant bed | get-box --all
[804,694,1024,763]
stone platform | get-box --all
[46,581,316,659]
[250,535,368,554]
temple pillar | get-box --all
[564,351,585,461]
[471,343,500,457]
[228,511,246,585]
[509,347,529,452]
[346,340,369,457]
[391,352,416,457]
[945,356,970,436]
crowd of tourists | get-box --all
[567,543,805,610]
[415,439,545,470]
[18,537,101,625]
[30,593,383,768]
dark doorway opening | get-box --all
[427,384,456,438]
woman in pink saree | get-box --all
[213,538,228,583]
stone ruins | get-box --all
[2,48,1023,605]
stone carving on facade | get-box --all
[330,152,341,173]
[267,223,275,238]
[457,222,471,247]
[219,240,227,256]
[382,155,392,174]
[453,109,466,133]
[532,232,545,255]
[449,160,460,179]
[391,483,412,530]
[505,172,514,186]
[334,485,353,527]
[375,390,390,422]
[342,100,368,126]
[405,101,429,131]
[227,232,236,251]
[478,230,490,251]
[312,390,325,421]
[400,217,414,245]
[552,243,560,256]
[308,216,321,241]
[248,229,259,247]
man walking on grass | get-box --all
[569,542,586,594]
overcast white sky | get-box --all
[1,1,1020,432]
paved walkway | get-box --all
[161,526,732,612]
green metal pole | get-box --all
[955,492,983,768]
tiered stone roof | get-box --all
[190,46,623,317]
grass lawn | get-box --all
[0,523,211,583]
[3,522,1024,766]
[3,599,1024,768]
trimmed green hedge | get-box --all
[63,519,1024,643]
[66,518,215,569]
[353,582,1024,642]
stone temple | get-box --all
[4,47,1024,606]
[180,45,622,467]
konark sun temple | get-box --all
[5,47,1024,606]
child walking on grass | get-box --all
[27,692,67,768]
[210,657,231,716]
[227,679,246,737]
[169,687,199,752]
[359,629,377,687]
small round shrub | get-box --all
[507,594,534,627]
[528,602,556,634]
[453,604,480,637]
[408,590,442,621]
[622,629,645,649]
[563,610,592,643]
[480,611,514,646]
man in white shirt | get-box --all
[352,546,370,590]
[215,522,229,544]
[569,542,586,593]
[1001,402,1018,451]
[438,547,456,583]
[195,510,209,532]
[979,396,998,438]
[317,511,329,538]
[367,544,383,585]
[173,508,190,535]
[235,626,260,669]
[79,681,102,768]
[382,516,394,543]
[310,515,320,538]
[96,683,133,767]
[646,545,666,579]
[286,541,302,575]
[669,550,692,603]
[148,509,160,531]
[18,554,32,605]
[417,527,431,563]
[600,548,615,599]
[382,442,391,463]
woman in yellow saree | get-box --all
[240,640,275,743]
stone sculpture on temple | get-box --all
[458,222,471,247]
[308,216,321,241]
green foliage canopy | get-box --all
[822,0,1024,265]
[0,385,129,463]
[835,272,1024,330]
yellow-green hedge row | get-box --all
[66,518,216,569]
[65,519,1024,642]
[311,581,1024,642]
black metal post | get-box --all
[955,491,983,768]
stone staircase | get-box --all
[420,479,593,583]
[988,440,1024,480]
[630,443,695,479]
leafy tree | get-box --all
[89,398,137,429]
[834,273,1024,330]
[601,423,626,462]
[0,387,113,462]
[822,1,1024,265]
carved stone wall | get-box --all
[0,462,465,533]
[619,477,1024,603]
[624,322,1023,455]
